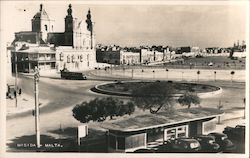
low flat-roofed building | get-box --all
[101,107,223,153]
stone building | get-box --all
[10,4,96,74]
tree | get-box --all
[177,92,201,109]
[131,82,175,114]
[72,97,136,123]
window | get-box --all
[72,55,75,62]
[60,53,64,61]
[44,25,48,31]
[125,133,146,149]
[164,125,188,141]
[67,55,70,63]
[80,55,83,62]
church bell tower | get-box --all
[64,4,74,46]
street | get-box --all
[5,68,245,152]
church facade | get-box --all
[10,4,96,74]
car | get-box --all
[133,148,155,153]
[194,135,220,153]
[208,62,214,66]
[223,125,245,141]
[156,138,201,153]
[208,132,236,152]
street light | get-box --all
[15,52,18,108]
[166,68,169,80]
[230,71,235,82]
[141,69,144,79]
[197,70,200,82]
[34,66,41,149]
[214,71,217,82]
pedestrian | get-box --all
[13,90,17,98]
[18,88,22,95]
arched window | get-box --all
[44,25,48,31]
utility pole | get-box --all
[34,67,41,149]
[131,67,134,79]
[15,52,18,108]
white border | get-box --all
[0,1,249,158]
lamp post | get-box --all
[214,71,216,82]
[141,69,144,79]
[34,67,41,149]
[131,67,134,79]
[166,68,168,80]
[15,52,18,107]
[230,71,235,82]
[243,98,245,119]
[197,70,200,82]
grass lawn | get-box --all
[98,81,220,94]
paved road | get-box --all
[7,76,105,119]
[6,71,245,149]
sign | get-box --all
[78,124,88,145]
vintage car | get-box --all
[133,148,155,153]
[156,138,201,153]
[194,135,220,153]
[223,125,245,141]
[208,132,236,152]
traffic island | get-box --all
[91,80,222,98]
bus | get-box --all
[60,68,87,80]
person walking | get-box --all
[18,88,22,95]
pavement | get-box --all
[6,93,49,116]
[91,68,245,82]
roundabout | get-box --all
[91,80,222,98]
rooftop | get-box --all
[16,46,56,54]
[101,108,224,132]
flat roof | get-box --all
[101,108,224,132]
[16,47,56,54]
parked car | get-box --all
[194,135,220,153]
[133,148,155,153]
[223,125,245,141]
[208,62,214,66]
[208,132,235,152]
[156,138,201,153]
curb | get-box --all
[91,81,222,98]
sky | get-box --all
[1,1,248,48]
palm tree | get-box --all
[197,70,200,82]
[230,71,235,82]
[214,71,217,81]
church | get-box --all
[10,4,97,75]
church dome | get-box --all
[33,4,50,20]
